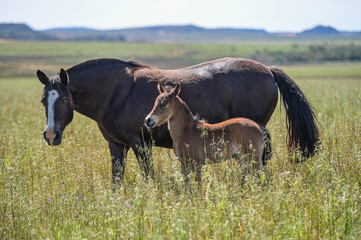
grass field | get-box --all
[0,41,361,239]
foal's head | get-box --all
[145,84,180,128]
[37,69,74,146]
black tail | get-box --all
[270,67,319,159]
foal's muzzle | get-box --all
[144,117,156,128]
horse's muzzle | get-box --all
[43,128,62,146]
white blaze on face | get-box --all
[46,89,59,130]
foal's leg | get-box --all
[193,161,202,184]
[108,142,130,184]
[181,160,203,192]
[181,161,191,186]
[246,144,272,182]
[256,145,272,179]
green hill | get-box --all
[44,24,271,42]
[0,23,55,40]
[1,23,360,42]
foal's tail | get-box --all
[270,67,319,160]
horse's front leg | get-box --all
[129,137,154,181]
[108,142,130,184]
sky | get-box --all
[0,0,360,32]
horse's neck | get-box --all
[67,68,132,122]
[168,98,200,142]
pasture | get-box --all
[0,41,360,239]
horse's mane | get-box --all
[68,58,154,72]
[126,60,153,69]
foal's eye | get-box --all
[62,98,68,104]
[160,102,167,109]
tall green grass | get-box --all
[0,72,360,238]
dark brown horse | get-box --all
[37,57,318,182]
[145,84,265,183]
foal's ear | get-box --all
[169,84,181,97]
[157,83,165,93]
[36,70,49,85]
[59,68,69,86]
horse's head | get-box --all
[37,69,74,146]
[145,83,180,128]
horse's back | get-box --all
[165,58,278,125]
[181,57,271,75]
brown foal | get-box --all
[145,84,265,183]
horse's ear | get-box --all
[59,68,69,86]
[157,83,165,93]
[37,70,49,85]
[169,84,181,97]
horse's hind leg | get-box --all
[262,127,272,166]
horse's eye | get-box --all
[62,98,68,104]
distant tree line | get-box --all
[69,35,126,42]
[251,43,361,64]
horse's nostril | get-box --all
[44,128,59,145]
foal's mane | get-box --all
[178,96,206,131]
[162,86,204,123]
[176,96,203,122]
